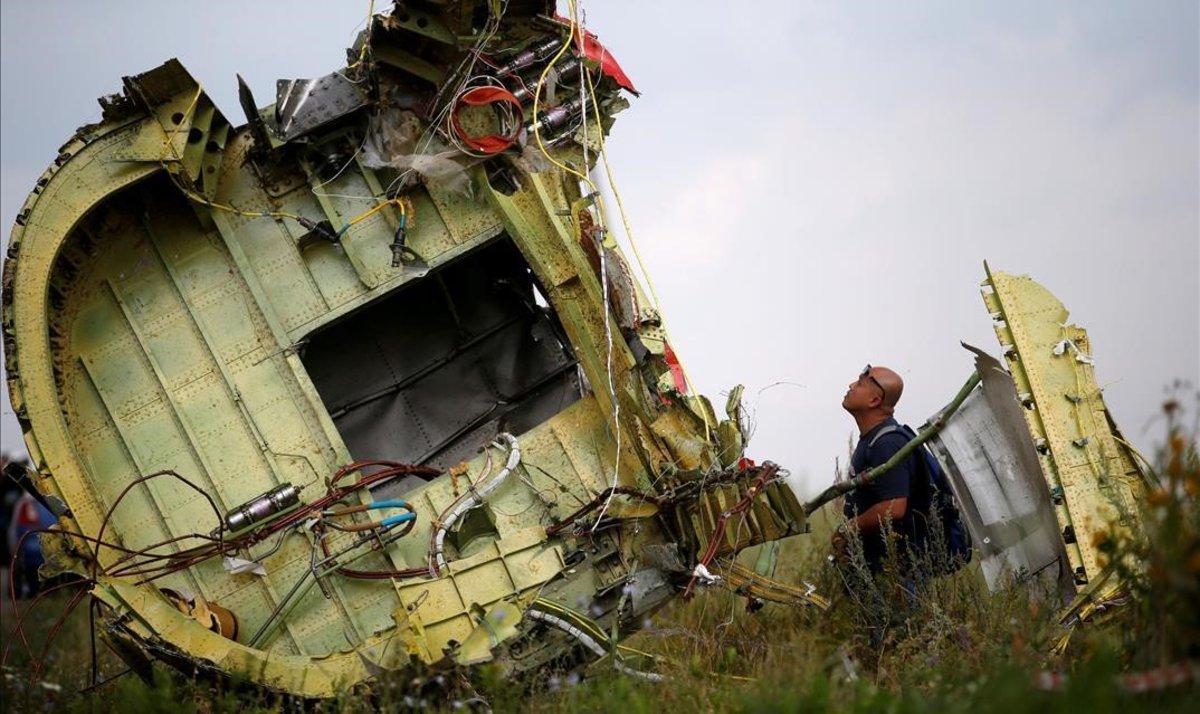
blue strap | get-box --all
[381,513,416,528]
[367,499,407,510]
[868,424,902,448]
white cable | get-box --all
[383,0,509,195]
[443,74,521,158]
[310,134,369,201]
[578,11,589,169]
[570,0,622,534]
[431,433,520,572]
[527,609,664,682]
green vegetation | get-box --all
[3,396,1197,713]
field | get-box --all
[2,401,1196,713]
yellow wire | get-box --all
[345,195,408,230]
[166,87,205,156]
[551,5,713,447]
[346,0,377,72]
[530,7,594,187]
[531,597,609,642]
[529,2,641,482]
[580,68,706,409]
[572,23,709,440]
[150,85,309,223]
[149,82,407,238]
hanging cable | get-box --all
[528,2,630,530]
[579,39,708,428]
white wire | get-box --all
[443,74,521,158]
[431,434,520,572]
[309,134,371,203]
[568,0,622,533]
[382,0,509,195]
[526,608,664,682]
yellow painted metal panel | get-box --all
[984,268,1145,586]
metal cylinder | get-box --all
[529,96,584,134]
[511,57,582,104]
[499,36,564,75]
[224,483,300,532]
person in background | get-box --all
[8,489,56,598]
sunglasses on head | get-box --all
[861,364,887,403]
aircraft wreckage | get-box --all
[2,0,1148,698]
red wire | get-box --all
[31,584,89,684]
[1,563,94,671]
[2,460,443,675]
[449,85,524,154]
[682,464,779,599]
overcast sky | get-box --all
[2,1,1197,497]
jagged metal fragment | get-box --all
[0,1,806,698]
[925,269,1147,602]
[274,72,369,141]
[926,344,1069,593]
[980,266,1146,591]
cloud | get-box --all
[599,2,1198,496]
[637,154,769,270]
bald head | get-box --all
[870,365,904,413]
[842,364,905,425]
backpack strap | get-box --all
[867,423,924,504]
[868,424,902,449]
[866,423,973,562]
[864,423,932,500]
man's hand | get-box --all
[830,525,848,557]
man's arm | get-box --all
[852,497,908,534]
[831,497,908,551]
[830,431,916,553]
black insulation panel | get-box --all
[301,239,581,475]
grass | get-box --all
[3,399,1197,712]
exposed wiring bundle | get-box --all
[430,433,521,574]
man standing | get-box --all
[831,364,926,572]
